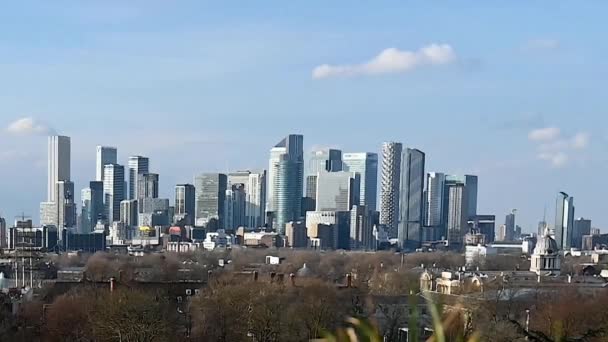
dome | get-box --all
[296,263,313,278]
[534,230,559,255]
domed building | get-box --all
[530,227,561,275]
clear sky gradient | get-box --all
[1,1,606,231]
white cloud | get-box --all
[312,44,456,79]
[525,39,560,51]
[6,117,55,136]
[528,127,560,142]
[528,126,590,167]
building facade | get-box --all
[128,156,149,200]
[342,152,379,211]
[315,171,360,212]
[195,173,228,230]
[103,164,125,223]
[572,218,591,250]
[398,148,425,250]
[175,184,196,225]
[137,173,159,200]
[446,184,468,248]
[380,142,402,237]
[96,146,117,182]
[554,192,575,250]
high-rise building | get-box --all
[380,142,403,237]
[468,215,496,243]
[572,218,591,250]
[96,146,117,182]
[137,173,159,200]
[120,199,138,228]
[342,153,379,211]
[554,192,575,250]
[175,184,196,225]
[128,156,149,200]
[0,215,6,249]
[398,148,425,250]
[350,205,375,250]
[444,175,478,219]
[446,184,468,248]
[56,180,76,230]
[47,136,71,202]
[228,171,267,228]
[592,228,601,236]
[306,149,343,204]
[103,164,125,223]
[285,221,308,248]
[315,171,360,212]
[425,172,445,227]
[505,212,516,241]
[195,173,228,230]
[225,184,246,230]
[267,135,304,233]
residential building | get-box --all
[103,164,125,223]
[96,146,117,182]
[554,192,575,250]
[398,148,425,250]
[175,184,196,225]
[267,135,304,233]
[315,171,360,212]
[380,142,402,237]
[342,152,379,211]
[195,173,227,230]
[128,156,149,200]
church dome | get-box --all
[534,230,559,255]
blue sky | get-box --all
[1,1,607,231]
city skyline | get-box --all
[0,2,605,231]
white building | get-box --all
[47,136,71,202]
[379,142,402,237]
[96,146,117,182]
[530,228,561,276]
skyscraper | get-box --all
[96,146,117,182]
[342,152,379,211]
[446,183,468,248]
[350,205,375,250]
[315,171,360,212]
[425,172,446,238]
[267,135,304,233]
[0,215,6,249]
[80,181,104,233]
[195,173,228,230]
[398,148,425,250]
[228,170,267,228]
[128,156,149,200]
[554,192,575,249]
[306,149,343,203]
[380,142,402,237]
[505,212,516,241]
[47,136,71,202]
[56,180,76,230]
[103,164,125,223]
[137,173,159,200]
[225,183,246,230]
[444,175,478,219]
[175,184,196,225]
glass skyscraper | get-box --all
[128,156,149,200]
[103,164,125,223]
[96,146,117,182]
[342,153,378,212]
[554,191,575,250]
[195,173,228,230]
[398,148,425,250]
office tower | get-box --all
[120,199,138,228]
[47,136,71,202]
[267,135,304,233]
[468,215,496,243]
[505,212,516,241]
[350,205,375,250]
[444,175,478,219]
[425,172,445,240]
[228,171,267,228]
[554,192,575,249]
[315,171,360,212]
[572,218,591,250]
[195,173,228,230]
[342,153,379,211]
[137,173,159,200]
[140,198,169,214]
[56,180,76,230]
[225,184,246,230]
[446,184,468,248]
[306,149,343,203]
[81,182,103,233]
[128,156,149,200]
[96,146,117,182]
[380,142,402,237]
[497,224,507,242]
[103,164,125,223]
[0,215,6,249]
[398,148,425,250]
[175,184,196,225]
